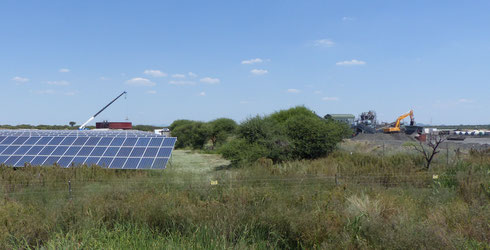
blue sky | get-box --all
[1,1,489,126]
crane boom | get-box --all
[79,91,127,130]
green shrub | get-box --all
[238,115,279,144]
[170,118,238,150]
[222,106,349,164]
[132,124,159,132]
[0,151,488,249]
[237,116,291,163]
[219,139,269,166]
[171,121,210,149]
[285,114,345,159]
[268,106,317,124]
[169,119,195,131]
[208,118,237,149]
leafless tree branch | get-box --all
[412,134,447,170]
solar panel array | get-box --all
[0,129,159,137]
[0,130,176,169]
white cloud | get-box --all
[287,88,300,93]
[342,17,355,22]
[434,98,477,109]
[251,69,268,75]
[125,77,156,86]
[241,58,263,64]
[36,89,56,95]
[59,68,70,73]
[147,90,157,94]
[188,72,198,77]
[200,77,220,84]
[336,59,366,66]
[143,69,167,77]
[36,89,77,95]
[198,91,206,96]
[322,97,339,101]
[314,90,322,94]
[240,101,249,104]
[12,76,29,83]
[172,74,186,78]
[47,80,70,86]
[313,39,335,47]
[457,98,475,104]
[169,80,195,85]
[99,76,109,80]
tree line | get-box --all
[170,106,352,166]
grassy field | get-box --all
[170,149,230,174]
[0,145,488,249]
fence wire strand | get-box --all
[1,172,486,197]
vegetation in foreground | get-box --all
[0,145,488,249]
[0,107,488,248]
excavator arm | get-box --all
[383,110,414,133]
[394,110,413,128]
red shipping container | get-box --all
[96,122,132,130]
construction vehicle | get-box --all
[383,110,414,133]
[79,91,127,130]
[355,110,377,134]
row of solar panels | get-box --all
[0,136,173,147]
[0,129,161,137]
[0,130,176,169]
[0,154,169,169]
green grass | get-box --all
[170,149,230,174]
[41,223,269,249]
[0,148,488,249]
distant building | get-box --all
[324,114,355,125]
[154,128,171,137]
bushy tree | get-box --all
[170,121,210,149]
[285,115,345,159]
[219,139,269,165]
[132,125,159,132]
[208,118,237,149]
[169,120,194,131]
[221,106,350,166]
[187,122,211,149]
[235,116,291,163]
[269,106,318,124]
[238,116,277,143]
[170,118,238,150]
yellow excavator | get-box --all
[383,110,414,133]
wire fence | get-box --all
[0,172,487,198]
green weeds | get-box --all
[0,149,487,249]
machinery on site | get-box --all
[79,91,128,130]
[383,110,415,133]
[354,110,378,134]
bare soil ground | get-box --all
[350,133,490,152]
[352,133,416,142]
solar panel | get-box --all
[0,129,161,137]
[0,130,176,169]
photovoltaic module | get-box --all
[0,130,176,169]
